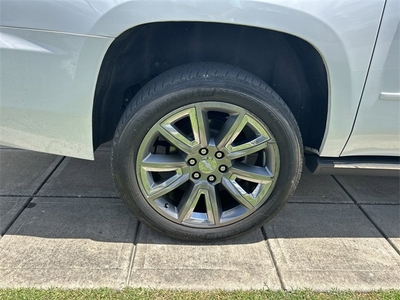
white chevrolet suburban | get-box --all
[0,0,399,240]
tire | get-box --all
[112,62,303,241]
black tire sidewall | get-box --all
[112,76,302,241]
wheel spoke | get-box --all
[215,112,247,149]
[141,154,186,171]
[222,171,274,207]
[204,184,221,226]
[143,172,189,201]
[191,105,210,147]
[157,124,197,155]
[221,177,255,209]
[158,107,205,154]
[178,184,221,225]
[218,112,272,159]
[226,135,269,159]
[230,161,273,184]
[177,184,201,223]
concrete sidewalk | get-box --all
[0,146,399,291]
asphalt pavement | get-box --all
[0,145,399,291]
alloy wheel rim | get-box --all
[136,102,280,228]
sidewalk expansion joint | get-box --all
[0,194,32,198]
[332,175,400,256]
[124,221,141,287]
[289,201,353,205]
[261,226,286,290]
[0,156,66,236]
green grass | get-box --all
[0,288,399,300]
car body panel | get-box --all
[0,27,113,159]
[0,0,391,159]
[341,0,400,156]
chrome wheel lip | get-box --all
[136,102,280,228]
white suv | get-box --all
[1,0,399,240]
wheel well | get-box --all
[92,22,328,151]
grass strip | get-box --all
[0,288,399,300]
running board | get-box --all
[306,155,400,177]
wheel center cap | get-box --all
[198,157,217,174]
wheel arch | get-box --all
[92,21,329,151]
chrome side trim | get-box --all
[306,155,400,177]
[379,93,400,101]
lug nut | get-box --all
[188,158,197,166]
[219,165,228,173]
[215,151,224,159]
[192,172,201,179]
[199,148,208,155]
[207,175,216,182]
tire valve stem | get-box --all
[165,203,169,208]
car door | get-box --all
[342,0,400,157]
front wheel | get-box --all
[112,63,303,241]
